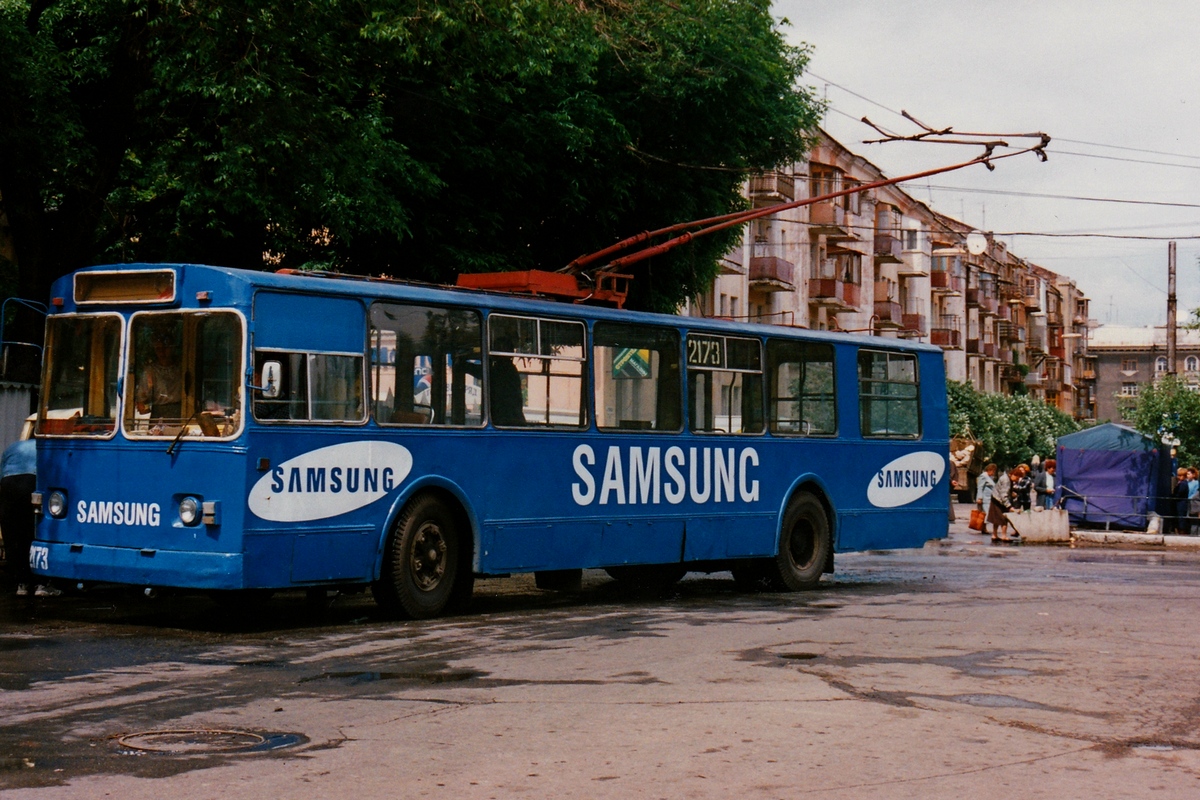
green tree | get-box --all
[0,0,822,340]
[1122,375,1200,465]
[947,379,1081,469]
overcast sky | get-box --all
[774,0,1200,328]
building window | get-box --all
[1156,356,1168,373]
[1119,382,1139,397]
[1121,358,1138,372]
[903,229,919,251]
[1186,356,1199,372]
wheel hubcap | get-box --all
[410,521,448,591]
[789,518,817,569]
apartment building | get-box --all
[686,130,1097,421]
[1088,326,1200,423]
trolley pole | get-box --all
[1168,241,1177,376]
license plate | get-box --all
[29,545,49,571]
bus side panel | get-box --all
[683,514,776,560]
[483,521,603,572]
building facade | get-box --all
[1088,326,1200,423]
[685,130,1097,420]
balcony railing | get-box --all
[748,256,795,292]
[901,313,927,336]
[748,172,795,204]
[809,202,849,237]
[874,299,903,327]
[931,328,962,348]
[930,271,964,294]
[808,278,860,309]
[873,232,903,263]
[1049,345,1066,361]
[983,342,998,359]
[966,338,981,354]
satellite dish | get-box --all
[966,231,988,255]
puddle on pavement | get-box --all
[298,669,486,685]
[940,693,1055,711]
[115,729,307,756]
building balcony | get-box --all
[748,172,794,206]
[1046,310,1064,326]
[1078,368,1097,381]
[748,256,795,292]
[931,328,962,349]
[1049,345,1066,361]
[873,232,903,263]
[874,299,903,328]
[809,201,850,238]
[999,363,1023,383]
[901,313,927,337]
[898,258,929,278]
[930,271,964,295]
[966,338,981,355]
[808,278,860,310]
[983,342,998,359]
[1023,293,1041,311]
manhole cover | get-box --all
[117,729,303,755]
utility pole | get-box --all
[1168,241,1177,376]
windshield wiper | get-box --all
[166,409,200,455]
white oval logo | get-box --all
[249,441,413,522]
[866,451,946,508]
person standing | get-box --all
[1171,467,1189,535]
[0,433,59,596]
[988,466,1014,543]
[976,463,997,536]
[1034,459,1057,510]
[1012,464,1034,512]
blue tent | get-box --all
[1056,423,1173,530]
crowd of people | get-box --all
[1169,467,1200,536]
[974,456,1058,545]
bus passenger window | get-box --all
[370,303,483,426]
[593,322,681,432]
[858,350,920,437]
[767,340,836,435]
[252,351,363,422]
[687,334,763,434]
[488,315,586,428]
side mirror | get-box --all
[260,361,282,399]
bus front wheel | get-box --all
[769,492,831,591]
[373,494,462,619]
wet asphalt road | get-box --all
[4,510,1200,798]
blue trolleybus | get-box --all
[29,264,949,617]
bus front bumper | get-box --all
[29,540,244,590]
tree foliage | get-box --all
[1122,375,1200,466]
[947,380,1082,469]
[0,0,822,326]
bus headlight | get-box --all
[47,490,67,519]
[179,497,201,526]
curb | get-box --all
[1072,531,1200,548]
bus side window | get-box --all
[593,322,681,432]
[687,334,763,434]
[251,350,362,422]
[858,350,920,437]
[766,339,836,435]
[488,314,586,428]
[370,303,483,427]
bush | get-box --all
[947,380,1081,469]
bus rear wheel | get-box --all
[373,494,461,619]
[768,492,831,591]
